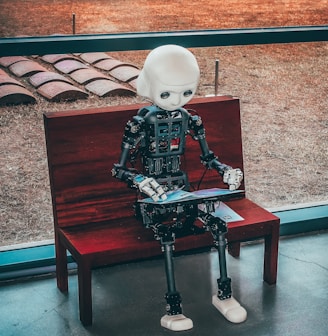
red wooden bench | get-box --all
[44,95,280,326]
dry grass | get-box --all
[0,1,327,247]
[1,0,327,36]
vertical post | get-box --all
[214,59,219,96]
[72,13,76,35]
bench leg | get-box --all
[55,234,68,292]
[78,260,93,326]
[263,224,279,285]
[228,242,241,258]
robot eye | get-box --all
[184,90,193,97]
[160,92,170,99]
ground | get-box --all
[0,1,327,246]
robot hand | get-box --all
[223,168,243,191]
[134,174,167,202]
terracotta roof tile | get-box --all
[79,52,112,64]
[109,66,140,82]
[69,68,110,84]
[37,81,88,102]
[128,78,138,89]
[0,75,25,87]
[29,71,72,88]
[54,60,89,74]
[85,79,135,97]
[0,56,29,67]
[9,60,48,77]
[0,84,36,105]
[94,59,136,71]
[41,54,79,64]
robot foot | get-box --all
[212,295,247,323]
[160,314,193,331]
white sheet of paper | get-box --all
[211,202,244,222]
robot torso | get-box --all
[137,105,191,190]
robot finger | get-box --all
[137,177,159,201]
[229,184,237,191]
[149,179,167,201]
[142,184,160,202]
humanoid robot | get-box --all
[112,44,247,331]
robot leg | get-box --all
[205,215,247,323]
[156,226,193,331]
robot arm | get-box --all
[112,115,167,201]
[189,114,243,190]
[112,116,143,186]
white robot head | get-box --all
[137,45,200,111]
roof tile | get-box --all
[85,79,135,97]
[54,60,89,74]
[69,68,110,84]
[37,81,88,102]
[79,52,112,64]
[0,84,36,105]
[29,71,72,88]
[0,56,29,67]
[94,59,136,71]
[0,75,25,87]
[9,60,48,77]
[41,54,79,64]
[109,66,140,82]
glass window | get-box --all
[0,1,327,247]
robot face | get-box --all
[151,80,198,111]
[137,45,200,110]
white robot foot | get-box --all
[160,314,193,331]
[212,295,247,323]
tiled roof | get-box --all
[0,52,139,106]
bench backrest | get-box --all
[44,96,244,229]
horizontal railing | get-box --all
[0,25,327,56]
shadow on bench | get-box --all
[44,96,280,326]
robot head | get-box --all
[137,45,200,111]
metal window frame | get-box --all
[1,25,327,56]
